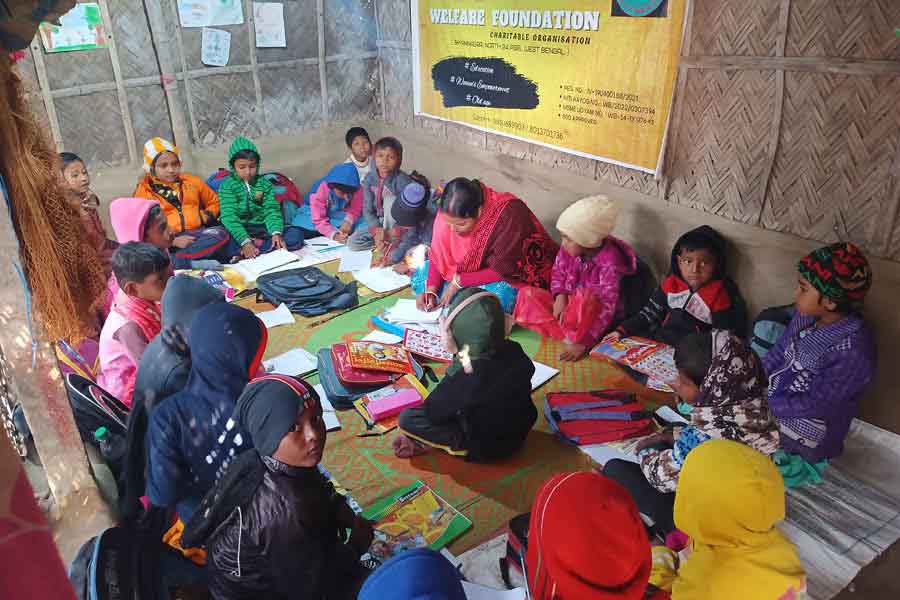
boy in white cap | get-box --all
[514,195,637,361]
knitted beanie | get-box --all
[556,195,618,248]
[798,242,872,309]
[143,137,178,173]
[391,182,427,226]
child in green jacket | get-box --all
[218,137,304,258]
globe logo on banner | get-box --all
[612,0,668,18]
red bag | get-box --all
[331,343,397,387]
[544,390,655,445]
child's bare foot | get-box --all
[392,434,429,458]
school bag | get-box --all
[262,171,302,224]
[499,512,530,589]
[65,373,129,441]
[544,390,655,445]
[750,304,795,357]
[317,348,433,410]
[255,267,359,317]
[205,168,230,192]
[618,255,657,324]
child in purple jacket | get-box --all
[764,242,876,464]
[514,196,636,361]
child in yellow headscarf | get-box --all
[652,439,807,599]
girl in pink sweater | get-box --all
[292,163,364,242]
[514,196,636,361]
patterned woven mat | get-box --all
[236,264,670,553]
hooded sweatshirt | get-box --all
[122,275,225,521]
[106,197,162,302]
[671,439,806,600]
[293,162,364,238]
[420,288,537,461]
[359,549,466,600]
[527,472,662,600]
[146,302,267,521]
[617,225,746,345]
[218,137,283,245]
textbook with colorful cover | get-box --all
[591,336,677,393]
[361,481,472,562]
[345,341,415,375]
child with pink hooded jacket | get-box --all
[514,196,637,361]
[99,198,174,404]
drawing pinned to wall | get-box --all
[178,0,245,28]
[253,2,286,48]
[201,27,231,67]
[39,2,106,53]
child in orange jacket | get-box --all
[135,137,234,266]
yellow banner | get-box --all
[413,1,685,172]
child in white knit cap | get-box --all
[514,195,637,361]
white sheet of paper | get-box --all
[178,0,244,27]
[200,27,230,66]
[263,348,318,377]
[338,249,373,273]
[253,2,286,47]
[256,303,295,329]
[530,361,559,391]
[305,235,345,251]
[231,249,300,282]
[462,581,526,600]
[39,3,106,53]
[353,267,411,293]
[385,298,440,324]
[313,384,341,431]
[579,443,640,466]
[361,330,404,345]
[656,405,689,425]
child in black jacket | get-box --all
[394,288,537,462]
[603,225,746,347]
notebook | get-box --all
[346,341,415,375]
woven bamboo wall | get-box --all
[376,0,900,262]
[17,0,380,166]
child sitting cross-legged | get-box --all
[515,195,637,361]
[604,329,779,536]
[384,173,436,272]
[98,242,172,406]
[603,225,746,347]
[345,126,372,184]
[394,288,537,461]
[764,243,876,469]
[348,136,412,254]
[293,162,364,242]
[218,137,304,259]
[134,137,233,266]
[182,375,374,600]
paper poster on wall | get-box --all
[253,2,286,48]
[178,0,244,28]
[201,27,231,66]
[39,2,106,53]
[412,1,686,173]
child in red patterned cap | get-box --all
[764,242,875,465]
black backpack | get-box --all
[750,304,795,358]
[255,267,359,317]
[619,256,657,323]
